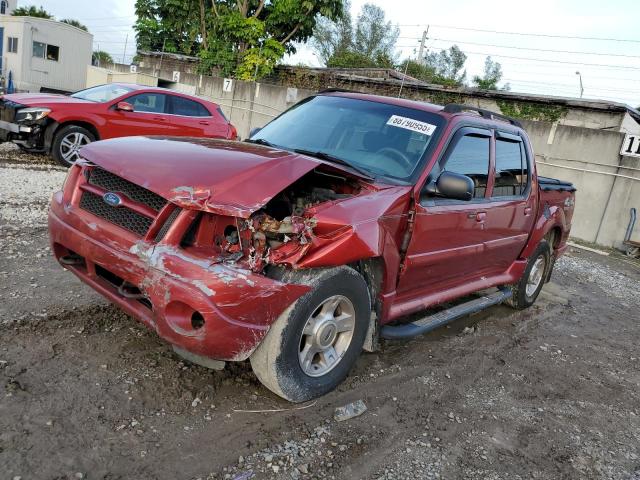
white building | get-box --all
[0,0,16,16]
[0,15,92,93]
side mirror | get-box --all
[424,171,474,201]
[249,127,262,138]
[116,101,134,112]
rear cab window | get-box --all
[492,132,530,198]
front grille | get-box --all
[87,168,167,212]
[80,191,153,236]
[154,207,182,242]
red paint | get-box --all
[3,83,236,142]
[48,92,575,362]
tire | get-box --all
[506,240,551,310]
[250,266,371,402]
[51,125,95,167]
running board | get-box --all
[380,287,512,340]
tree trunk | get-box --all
[199,0,208,50]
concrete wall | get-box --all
[522,119,640,247]
[86,66,158,88]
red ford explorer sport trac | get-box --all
[0,83,237,166]
[48,91,576,402]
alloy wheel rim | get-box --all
[526,256,546,298]
[298,295,356,377]
[60,132,90,164]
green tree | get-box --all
[60,19,89,31]
[12,5,53,18]
[472,56,504,90]
[93,51,114,66]
[311,0,352,65]
[134,0,343,79]
[423,45,467,86]
[312,2,398,68]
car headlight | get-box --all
[16,107,51,123]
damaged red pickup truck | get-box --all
[48,92,576,401]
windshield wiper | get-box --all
[246,138,277,147]
[293,149,374,180]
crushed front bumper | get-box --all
[0,120,33,142]
[48,193,310,362]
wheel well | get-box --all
[546,227,562,250]
[51,121,100,149]
[353,258,385,316]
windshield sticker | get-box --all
[386,115,437,135]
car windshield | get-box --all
[71,84,135,103]
[251,95,445,183]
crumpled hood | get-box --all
[79,136,327,218]
[1,93,92,107]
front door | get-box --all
[104,92,177,139]
[396,127,495,298]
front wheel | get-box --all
[250,267,371,402]
[506,240,551,310]
[51,125,95,167]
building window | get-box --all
[1,1,7,15]
[33,41,60,61]
[46,44,59,61]
[7,37,18,53]
[33,41,46,58]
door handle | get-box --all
[154,117,166,122]
[199,121,210,125]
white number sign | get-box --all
[621,134,640,158]
[223,78,234,93]
[386,115,437,136]
[172,71,181,82]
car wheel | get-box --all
[506,240,551,310]
[250,266,371,402]
[52,125,95,167]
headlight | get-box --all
[16,107,51,123]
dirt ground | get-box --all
[1,147,639,480]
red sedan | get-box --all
[0,83,237,166]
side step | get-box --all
[380,287,512,340]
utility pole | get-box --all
[417,26,429,65]
[122,34,128,64]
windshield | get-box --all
[251,95,445,182]
[71,84,135,103]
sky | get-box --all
[38,0,640,107]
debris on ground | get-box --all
[334,399,368,422]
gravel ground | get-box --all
[1,149,639,480]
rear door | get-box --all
[482,131,536,271]
[165,95,229,138]
[105,92,177,138]
[396,126,496,297]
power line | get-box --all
[412,37,640,59]
[397,24,640,44]
[395,45,640,71]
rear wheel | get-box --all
[51,125,95,167]
[250,267,370,402]
[506,240,551,310]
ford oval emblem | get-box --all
[103,192,123,207]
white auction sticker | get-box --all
[386,115,437,135]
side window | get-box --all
[169,96,211,117]
[127,93,167,114]
[7,37,18,54]
[442,134,490,199]
[32,41,45,58]
[493,138,529,197]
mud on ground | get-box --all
[1,149,639,480]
